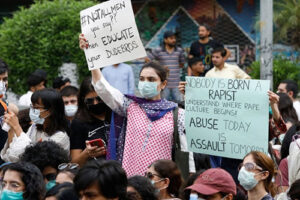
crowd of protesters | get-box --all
[0,23,298,200]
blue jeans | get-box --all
[162,88,182,103]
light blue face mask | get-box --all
[238,166,259,191]
[279,134,285,144]
[29,107,45,125]
[189,193,228,200]
[45,180,56,191]
[65,104,78,117]
[0,189,24,200]
[138,81,159,99]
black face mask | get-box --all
[87,102,108,115]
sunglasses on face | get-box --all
[44,173,57,181]
[144,172,162,179]
[84,96,103,105]
[239,162,263,171]
[58,163,79,171]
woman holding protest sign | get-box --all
[79,34,195,177]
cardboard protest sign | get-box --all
[80,0,146,70]
[185,77,270,159]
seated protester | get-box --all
[145,160,183,200]
[186,168,236,200]
[56,163,79,184]
[53,77,71,91]
[60,86,79,124]
[18,69,47,107]
[180,170,205,200]
[188,57,205,77]
[45,182,79,200]
[238,151,276,200]
[127,176,158,200]
[1,88,70,162]
[74,160,127,200]
[70,77,110,166]
[20,141,69,191]
[1,162,45,200]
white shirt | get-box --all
[1,124,70,162]
[293,101,300,120]
[18,91,33,107]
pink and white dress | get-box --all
[93,77,195,176]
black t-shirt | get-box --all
[189,39,224,74]
[70,118,110,150]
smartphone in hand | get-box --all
[88,138,106,148]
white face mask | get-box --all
[65,104,78,117]
[0,81,6,98]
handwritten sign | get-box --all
[80,0,146,70]
[185,77,270,159]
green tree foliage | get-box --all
[249,56,300,92]
[274,0,300,48]
[0,0,96,94]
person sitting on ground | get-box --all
[55,162,79,184]
[60,86,79,124]
[19,69,47,107]
[238,151,276,200]
[127,176,158,200]
[74,160,127,200]
[145,159,183,200]
[1,162,45,200]
[45,182,79,200]
[20,141,69,192]
[186,168,236,200]
[1,88,70,162]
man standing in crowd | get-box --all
[277,80,300,119]
[18,69,47,107]
[61,86,79,123]
[206,47,250,79]
[53,76,71,91]
[188,57,205,77]
[147,30,185,103]
[189,24,231,76]
[102,63,135,95]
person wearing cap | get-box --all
[53,76,71,91]
[186,168,236,200]
[147,30,185,103]
[18,69,47,107]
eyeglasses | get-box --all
[144,172,162,179]
[84,96,103,105]
[44,173,57,181]
[58,163,79,171]
[238,162,263,171]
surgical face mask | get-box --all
[0,81,6,98]
[65,104,78,117]
[29,107,45,125]
[0,189,24,200]
[279,134,285,144]
[45,180,56,191]
[138,81,159,99]
[238,166,259,191]
[87,102,108,116]
[189,193,200,200]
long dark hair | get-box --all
[278,93,298,123]
[150,159,183,197]
[3,162,45,200]
[31,88,68,135]
[75,77,110,123]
